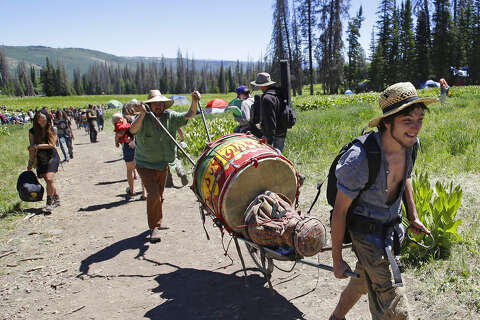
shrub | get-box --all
[183,116,236,158]
[402,171,463,263]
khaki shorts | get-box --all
[348,231,410,320]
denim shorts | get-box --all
[122,143,135,162]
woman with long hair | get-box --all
[27,110,61,213]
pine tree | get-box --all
[17,61,35,96]
[297,0,318,95]
[431,0,454,79]
[346,5,365,89]
[40,57,56,96]
[30,66,36,87]
[415,5,432,81]
[218,61,226,93]
[175,50,186,93]
[470,0,480,83]
[13,75,24,96]
[317,0,348,94]
[55,61,69,96]
[400,0,417,82]
[227,67,235,92]
[369,29,387,91]
[270,0,290,80]
[73,68,84,95]
[291,1,304,95]
[376,0,396,63]
[389,6,402,84]
[0,49,9,91]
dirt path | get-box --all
[1,127,434,320]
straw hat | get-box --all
[368,82,438,127]
[143,90,174,108]
[250,72,276,87]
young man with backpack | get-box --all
[250,72,288,152]
[329,82,436,320]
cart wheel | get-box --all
[245,243,274,278]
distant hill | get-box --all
[0,45,249,78]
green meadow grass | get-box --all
[0,93,237,111]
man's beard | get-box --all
[153,110,163,117]
[390,122,416,149]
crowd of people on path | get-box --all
[17,70,441,320]
[0,105,33,124]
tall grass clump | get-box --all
[0,124,31,216]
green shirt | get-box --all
[134,111,188,170]
[229,97,242,107]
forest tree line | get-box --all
[272,0,480,94]
[1,0,479,97]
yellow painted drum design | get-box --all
[192,133,299,233]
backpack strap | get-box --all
[354,131,381,194]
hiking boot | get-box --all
[165,171,174,188]
[125,187,133,201]
[175,165,188,186]
[52,194,61,208]
[150,228,161,243]
[180,174,189,187]
[44,196,54,214]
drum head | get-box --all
[221,157,297,233]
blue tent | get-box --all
[344,90,353,95]
[170,95,190,106]
[419,80,440,89]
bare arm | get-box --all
[69,121,74,139]
[178,128,185,141]
[184,91,200,119]
[27,133,35,170]
[403,179,430,234]
[129,105,147,135]
[331,190,354,279]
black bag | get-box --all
[278,94,296,129]
[17,171,44,202]
[248,95,263,138]
[326,131,419,244]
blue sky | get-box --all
[1,0,377,61]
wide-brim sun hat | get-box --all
[143,89,174,108]
[368,82,438,127]
[250,72,276,87]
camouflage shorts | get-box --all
[348,231,410,320]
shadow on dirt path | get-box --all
[145,268,305,320]
[78,231,150,275]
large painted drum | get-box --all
[192,133,299,234]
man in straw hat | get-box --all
[329,82,436,320]
[128,89,200,243]
[250,72,288,152]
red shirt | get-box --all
[114,121,131,144]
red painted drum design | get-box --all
[192,133,299,234]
